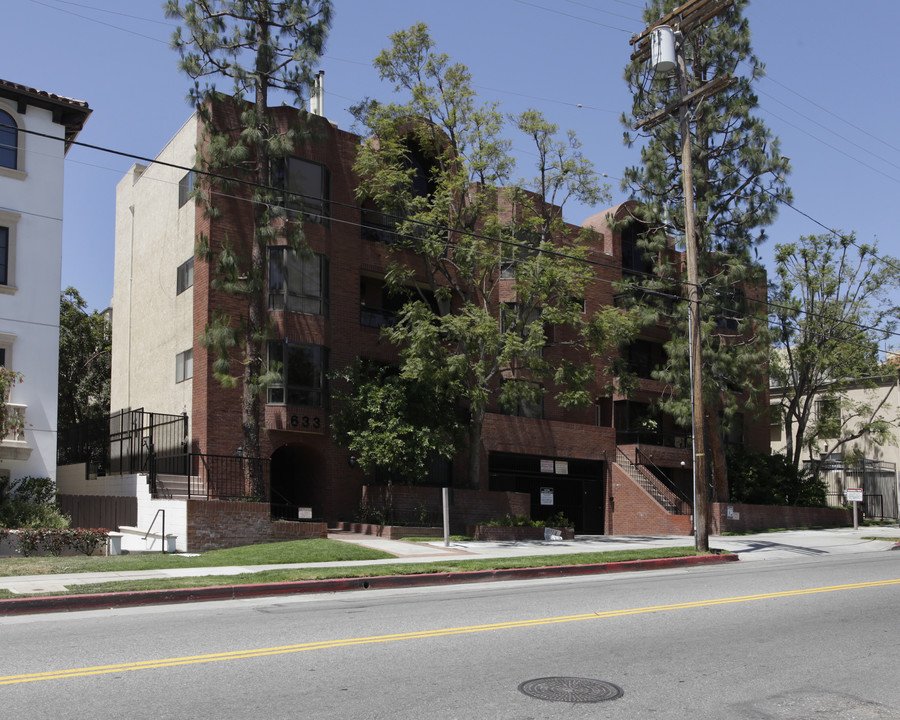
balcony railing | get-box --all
[0,403,30,460]
[2,402,26,443]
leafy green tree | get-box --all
[622,0,791,500]
[350,24,641,487]
[331,361,462,485]
[770,233,900,472]
[165,1,333,475]
[58,287,111,429]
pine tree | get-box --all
[166,1,332,490]
[622,0,790,500]
[347,24,641,487]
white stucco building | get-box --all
[0,79,90,484]
[110,114,196,421]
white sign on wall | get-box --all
[540,487,554,506]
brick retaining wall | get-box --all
[187,499,326,551]
[710,502,854,534]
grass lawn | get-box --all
[0,539,394,577]
[0,546,703,600]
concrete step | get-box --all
[117,526,177,553]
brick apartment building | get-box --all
[102,98,769,548]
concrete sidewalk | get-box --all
[1,526,898,597]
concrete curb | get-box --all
[0,553,737,616]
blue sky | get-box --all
[3,0,898,319]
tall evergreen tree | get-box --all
[348,24,640,487]
[165,1,332,481]
[622,0,791,500]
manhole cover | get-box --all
[518,677,624,703]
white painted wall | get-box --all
[0,97,70,483]
[111,114,197,424]
[56,463,144,497]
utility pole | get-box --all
[630,0,735,553]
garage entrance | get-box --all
[488,452,605,533]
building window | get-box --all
[0,109,17,170]
[267,341,328,407]
[0,210,19,292]
[0,334,14,371]
[500,230,540,279]
[176,257,194,295]
[0,227,8,286]
[178,171,194,208]
[725,412,745,447]
[273,157,330,223]
[268,248,329,315]
[176,349,193,383]
[621,221,653,276]
[816,398,840,437]
[626,339,663,380]
[716,289,745,331]
[499,379,543,419]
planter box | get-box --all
[470,525,575,542]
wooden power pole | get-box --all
[630,0,735,553]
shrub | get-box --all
[486,513,574,528]
[68,528,109,556]
[728,448,826,507]
[16,528,42,557]
[0,476,70,529]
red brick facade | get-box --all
[179,103,772,542]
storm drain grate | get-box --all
[518,677,624,703]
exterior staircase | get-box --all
[615,447,691,515]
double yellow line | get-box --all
[3,578,899,686]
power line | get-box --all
[8,120,900,351]
[512,0,637,33]
[29,0,169,44]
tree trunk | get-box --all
[466,407,485,489]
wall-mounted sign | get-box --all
[555,461,569,475]
[540,459,554,473]
[845,488,863,503]
[540,487,554,506]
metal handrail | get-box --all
[143,509,166,554]
[616,447,691,515]
[635,448,692,505]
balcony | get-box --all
[0,403,31,460]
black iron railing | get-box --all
[59,409,188,488]
[635,448,692,512]
[189,453,270,502]
[615,430,691,449]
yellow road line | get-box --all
[3,578,899,686]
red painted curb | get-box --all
[0,553,737,616]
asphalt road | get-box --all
[2,551,900,719]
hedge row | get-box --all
[0,527,110,557]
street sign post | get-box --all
[846,488,863,530]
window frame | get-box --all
[0,106,23,177]
[266,341,328,408]
[0,210,20,294]
[273,157,331,224]
[176,257,194,295]
[178,171,194,208]
[175,348,193,383]
[267,247,329,316]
